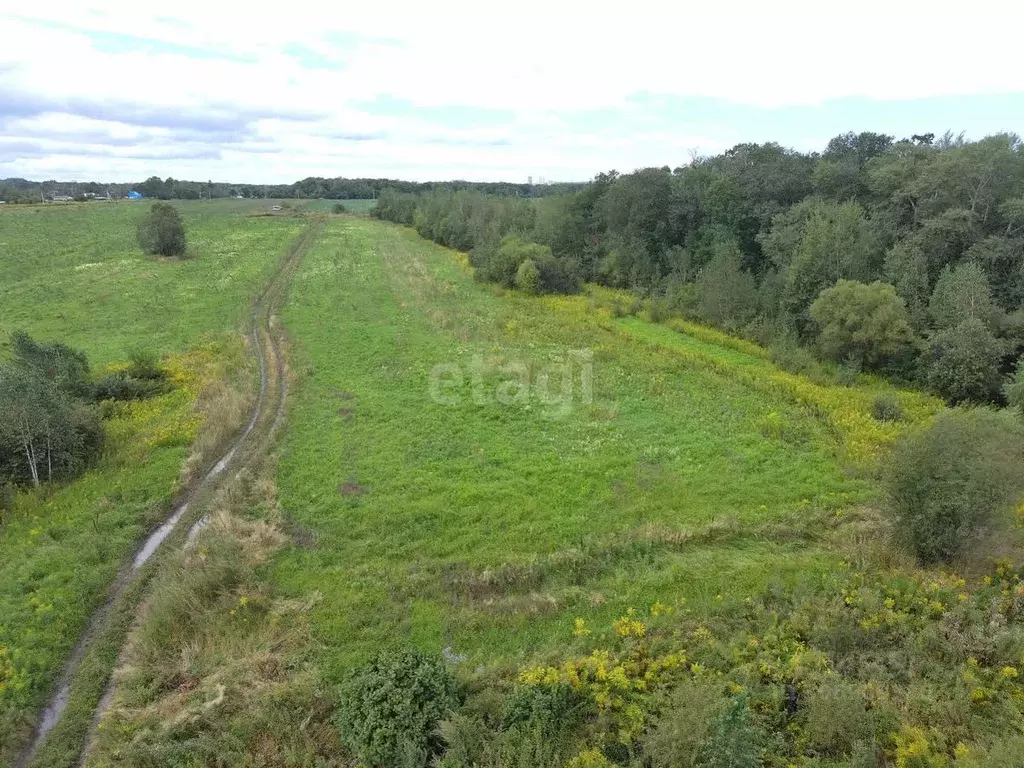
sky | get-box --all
[1,0,1023,184]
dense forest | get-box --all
[373,131,1024,407]
[0,175,583,204]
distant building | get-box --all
[127,191,143,200]
[51,194,74,202]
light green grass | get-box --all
[274,219,873,680]
[0,200,304,364]
[0,201,305,761]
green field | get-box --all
[0,200,306,759]
[9,207,1024,767]
[272,219,928,669]
[0,200,303,364]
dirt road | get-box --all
[14,218,322,768]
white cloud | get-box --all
[1,0,1022,182]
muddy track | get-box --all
[14,218,323,768]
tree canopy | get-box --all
[374,130,1024,405]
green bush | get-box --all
[515,259,542,295]
[871,394,904,422]
[804,680,875,757]
[1004,356,1024,420]
[332,202,347,214]
[336,649,462,768]
[698,693,761,768]
[0,482,13,521]
[92,371,168,401]
[809,280,917,372]
[127,347,164,380]
[644,681,725,768]
[137,202,187,257]
[922,318,1006,404]
[885,408,1024,564]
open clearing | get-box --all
[272,219,931,670]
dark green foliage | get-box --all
[809,280,917,372]
[694,241,757,331]
[373,188,419,226]
[0,482,13,521]
[475,236,573,293]
[94,348,168,401]
[336,648,462,768]
[92,371,168,401]
[922,318,1006,403]
[11,329,92,398]
[883,243,930,327]
[1005,356,1024,420]
[698,693,761,768]
[928,261,998,330]
[137,202,187,256]
[0,332,106,487]
[331,201,347,214]
[871,393,904,422]
[804,680,877,758]
[885,408,1024,564]
[437,685,589,768]
[644,681,726,767]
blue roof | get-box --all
[127,191,143,199]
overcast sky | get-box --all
[2,1,1023,184]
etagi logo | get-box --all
[429,349,594,419]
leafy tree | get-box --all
[514,259,542,295]
[922,318,1006,403]
[810,280,916,371]
[910,208,978,279]
[475,236,553,289]
[928,261,998,330]
[336,649,462,768]
[966,236,1024,310]
[760,200,880,332]
[373,188,418,226]
[11,329,91,397]
[0,332,105,488]
[694,242,757,331]
[886,408,1024,563]
[0,365,80,487]
[814,131,893,202]
[1005,357,1024,420]
[882,243,930,327]
[137,202,187,256]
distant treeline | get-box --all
[0,175,584,204]
[373,131,1024,407]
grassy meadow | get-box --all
[0,200,304,364]
[272,218,935,674]
[0,200,307,760]
[15,208,1024,765]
